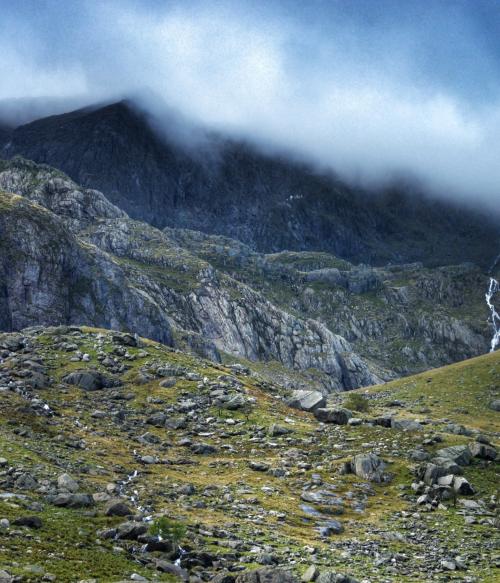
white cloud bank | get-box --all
[0,1,499,212]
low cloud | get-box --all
[0,0,499,212]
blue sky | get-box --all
[1,0,500,207]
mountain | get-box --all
[1,157,496,391]
[2,100,499,268]
[0,325,497,582]
[0,157,384,392]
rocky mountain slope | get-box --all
[0,326,497,582]
[2,100,499,268]
[168,229,493,376]
[0,158,383,392]
[0,158,496,390]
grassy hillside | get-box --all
[0,327,497,582]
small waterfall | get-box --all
[174,545,187,567]
[485,277,500,352]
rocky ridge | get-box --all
[0,158,382,392]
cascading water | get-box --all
[485,277,500,352]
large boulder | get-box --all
[57,473,79,493]
[468,442,497,460]
[435,445,472,466]
[314,408,352,425]
[391,418,423,432]
[115,521,148,540]
[286,390,326,412]
[49,493,94,508]
[351,453,390,483]
[62,370,120,391]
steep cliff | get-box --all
[0,158,382,391]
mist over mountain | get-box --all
[1,0,500,211]
[2,99,499,268]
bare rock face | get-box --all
[0,156,494,391]
[0,159,382,391]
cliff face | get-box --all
[0,158,382,391]
[2,101,499,268]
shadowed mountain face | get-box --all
[1,100,499,268]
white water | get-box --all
[485,277,500,352]
[174,546,187,567]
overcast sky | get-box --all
[1,0,500,210]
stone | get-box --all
[435,445,472,466]
[14,472,38,489]
[316,573,359,583]
[352,453,389,483]
[104,499,132,516]
[50,493,94,508]
[437,474,455,487]
[249,461,270,472]
[191,443,217,455]
[268,424,291,437]
[453,477,475,495]
[488,399,500,412]
[12,515,43,529]
[156,561,188,580]
[63,370,119,391]
[301,566,319,582]
[318,520,344,536]
[468,442,496,460]
[286,390,326,413]
[422,463,450,485]
[159,378,176,388]
[235,568,299,583]
[314,408,352,425]
[390,418,422,431]
[57,473,79,493]
[115,521,148,540]
[211,574,236,583]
